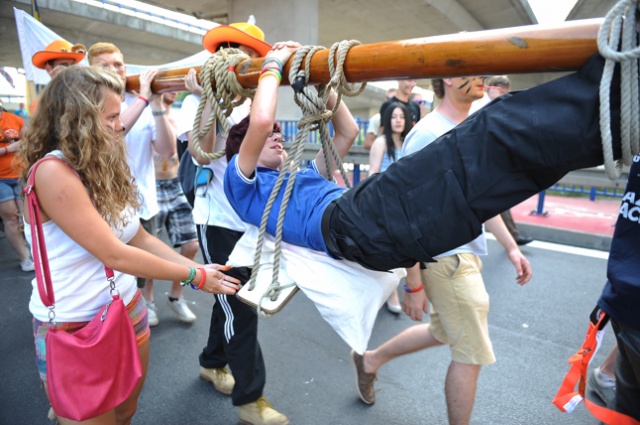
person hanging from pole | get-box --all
[222,46,639,424]
[224,49,626,275]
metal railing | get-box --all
[278,119,368,147]
[531,167,627,215]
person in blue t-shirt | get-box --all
[224,50,629,282]
[223,46,635,278]
[222,41,638,421]
[223,41,360,255]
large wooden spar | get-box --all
[126,18,604,94]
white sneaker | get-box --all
[386,300,402,314]
[146,301,159,327]
[166,298,196,323]
[20,258,35,272]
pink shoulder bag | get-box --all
[24,157,142,421]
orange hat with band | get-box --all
[32,40,87,69]
[202,22,271,57]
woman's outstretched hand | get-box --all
[200,264,241,294]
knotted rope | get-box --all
[190,48,256,161]
[597,0,640,179]
[247,40,366,316]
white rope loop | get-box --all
[247,41,366,316]
[248,45,332,315]
[597,0,640,179]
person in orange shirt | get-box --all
[0,100,33,271]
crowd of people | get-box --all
[2,10,639,425]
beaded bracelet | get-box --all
[404,283,424,293]
[180,267,197,287]
[262,57,283,71]
[137,95,150,106]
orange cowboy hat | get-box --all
[32,40,87,69]
[202,22,271,57]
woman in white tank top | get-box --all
[20,66,241,424]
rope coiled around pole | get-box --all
[190,48,256,161]
[247,40,366,316]
[597,0,640,179]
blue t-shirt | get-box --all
[223,155,346,254]
[598,154,640,330]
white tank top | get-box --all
[26,151,140,322]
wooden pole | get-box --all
[126,18,603,94]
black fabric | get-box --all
[177,137,189,159]
[178,149,196,208]
[598,157,640,330]
[612,319,640,420]
[136,216,157,288]
[197,225,265,406]
[327,54,622,271]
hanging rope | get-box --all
[190,48,256,161]
[597,0,640,179]
[247,40,366,316]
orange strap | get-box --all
[553,308,640,425]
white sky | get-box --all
[89,0,580,26]
[2,0,582,100]
[528,0,579,24]
[77,0,580,34]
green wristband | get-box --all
[181,267,197,286]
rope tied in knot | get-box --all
[191,48,256,161]
[597,0,640,179]
[247,40,366,316]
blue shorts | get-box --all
[0,179,21,203]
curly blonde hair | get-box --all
[21,66,140,227]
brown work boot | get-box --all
[351,350,376,405]
[238,397,289,425]
[199,366,235,395]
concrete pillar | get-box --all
[229,0,319,120]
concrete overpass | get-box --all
[1,0,619,118]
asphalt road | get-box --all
[0,232,615,425]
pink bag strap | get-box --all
[23,156,115,309]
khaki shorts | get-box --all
[423,253,495,365]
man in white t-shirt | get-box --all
[351,75,532,425]
[88,42,176,294]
